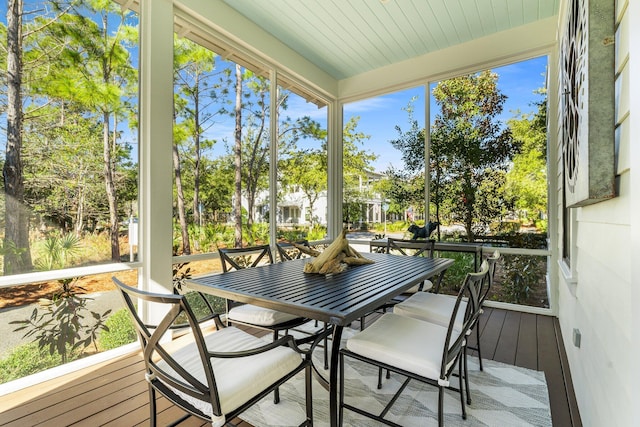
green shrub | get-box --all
[387,221,411,232]
[436,251,475,294]
[277,227,308,242]
[500,253,546,304]
[0,342,65,384]
[307,226,327,241]
[98,308,137,351]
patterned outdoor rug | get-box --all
[240,325,552,427]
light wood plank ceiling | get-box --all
[222,0,559,80]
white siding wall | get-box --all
[555,0,638,425]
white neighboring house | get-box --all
[253,188,329,227]
[250,171,390,228]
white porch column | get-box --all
[628,1,640,426]
[327,100,343,239]
[138,0,174,306]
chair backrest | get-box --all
[276,240,310,261]
[112,277,225,419]
[386,237,435,257]
[218,244,274,272]
[441,260,489,377]
[479,250,501,305]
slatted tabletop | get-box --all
[186,252,453,326]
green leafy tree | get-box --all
[173,37,229,253]
[37,1,138,260]
[201,156,235,223]
[506,94,548,225]
[277,96,327,227]
[23,107,106,233]
[281,148,326,226]
[389,99,445,231]
[391,75,520,240]
[233,64,243,246]
[430,70,520,241]
[227,69,327,244]
[4,0,34,273]
[380,166,425,220]
[342,116,378,226]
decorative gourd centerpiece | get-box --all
[293,228,374,275]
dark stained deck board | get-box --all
[554,317,583,427]
[515,312,539,369]
[0,308,580,427]
[471,306,507,360]
[537,314,573,427]
[492,309,521,364]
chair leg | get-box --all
[476,326,484,371]
[323,323,329,370]
[458,356,467,420]
[148,385,157,427]
[305,363,313,425]
[339,353,345,426]
[438,386,444,427]
[360,315,365,331]
[377,367,383,389]
[464,346,471,405]
[273,329,280,404]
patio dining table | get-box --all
[185,251,454,426]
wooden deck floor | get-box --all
[0,307,581,427]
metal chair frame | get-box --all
[339,267,483,427]
[360,238,438,330]
[276,240,310,261]
[218,244,309,337]
[466,249,501,371]
[113,277,314,427]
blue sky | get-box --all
[1,2,547,174]
[344,56,548,172]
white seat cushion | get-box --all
[346,313,455,380]
[156,326,302,425]
[393,292,466,332]
[228,303,301,326]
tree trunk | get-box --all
[4,0,33,274]
[173,144,191,255]
[75,178,85,234]
[103,112,120,261]
[463,173,474,242]
[233,64,243,248]
[192,75,201,228]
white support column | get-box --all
[546,45,560,317]
[424,83,431,218]
[628,1,640,426]
[138,0,174,303]
[326,100,343,239]
[270,71,279,248]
